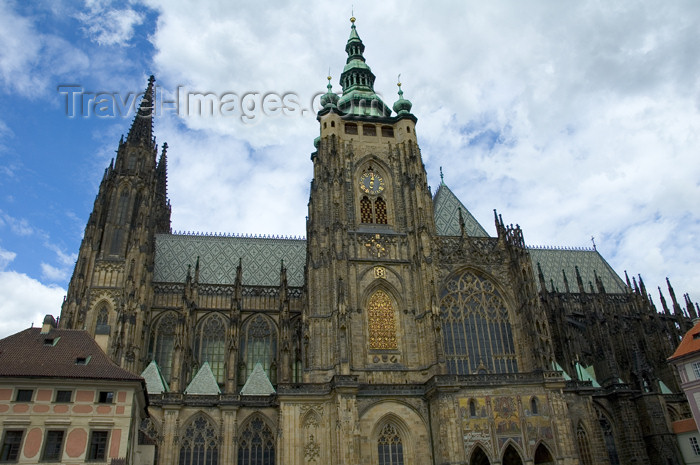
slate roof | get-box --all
[153,186,627,296]
[185,362,220,395]
[529,247,627,293]
[668,319,700,361]
[0,328,142,381]
[154,234,306,287]
[433,183,490,237]
[240,363,275,396]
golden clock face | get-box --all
[359,171,385,195]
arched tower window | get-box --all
[375,197,387,224]
[115,190,130,223]
[150,313,177,382]
[598,413,620,465]
[530,397,539,415]
[440,270,517,374]
[95,305,110,335]
[195,313,227,384]
[361,196,373,223]
[377,423,404,465]
[178,415,218,465]
[367,290,398,350]
[239,315,277,386]
[576,424,593,465]
[237,416,275,465]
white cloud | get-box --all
[0,247,65,339]
[41,262,69,282]
[77,0,145,46]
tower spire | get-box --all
[337,17,390,117]
[127,75,156,147]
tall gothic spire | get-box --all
[337,17,390,117]
[127,75,156,147]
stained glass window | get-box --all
[368,290,398,350]
[195,314,227,384]
[375,197,387,224]
[361,196,373,223]
[150,313,177,382]
[377,423,403,465]
[178,415,218,465]
[576,424,593,465]
[239,315,277,385]
[237,417,275,465]
[440,270,517,374]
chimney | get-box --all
[40,315,57,334]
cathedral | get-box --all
[58,17,699,465]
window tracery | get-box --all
[368,290,398,350]
[440,270,517,374]
[239,314,277,385]
[178,415,218,465]
[95,305,110,335]
[377,423,404,465]
[150,313,177,382]
[375,197,387,224]
[598,413,620,465]
[576,424,593,465]
[195,313,227,384]
[237,416,275,465]
[361,196,373,223]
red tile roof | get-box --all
[0,328,142,381]
[672,418,698,434]
[669,320,700,361]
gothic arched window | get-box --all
[115,190,130,223]
[576,424,593,465]
[239,315,277,386]
[440,270,517,374]
[367,290,398,350]
[530,397,539,415]
[361,196,373,223]
[95,305,110,335]
[598,413,620,465]
[195,313,227,384]
[237,416,275,465]
[178,415,218,465]
[150,313,177,382]
[375,197,387,224]
[377,423,404,465]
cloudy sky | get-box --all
[0,0,698,338]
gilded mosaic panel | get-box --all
[368,290,398,350]
[493,396,522,450]
[459,397,491,454]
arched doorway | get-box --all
[534,443,555,464]
[469,445,490,465]
[502,444,523,465]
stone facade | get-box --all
[56,19,698,465]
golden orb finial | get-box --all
[350,16,356,24]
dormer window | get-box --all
[75,355,91,365]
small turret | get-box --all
[392,78,413,115]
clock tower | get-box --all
[304,17,443,384]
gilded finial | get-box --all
[351,5,355,23]
[397,73,401,87]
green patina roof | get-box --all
[240,363,275,396]
[529,247,627,293]
[154,234,306,286]
[433,183,489,237]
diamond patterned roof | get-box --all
[185,362,221,395]
[154,234,306,286]
[240,363,275,396]
[528,247,627,293]
[433,183,489,237]
[141,360,169,394]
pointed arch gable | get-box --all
[533,441,555,464]
[469,444,492,465]
[501,443,524,465]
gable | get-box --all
[433,183,489,237]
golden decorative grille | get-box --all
[375,197,387,224]
[361,196,373,223]
[368,290,398,350]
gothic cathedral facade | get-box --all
[59,18,697,465]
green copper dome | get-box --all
[392,82,413,115]
[337,18,391,117]
[320,76,339,109]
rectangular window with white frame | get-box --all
[692,362,700,380]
